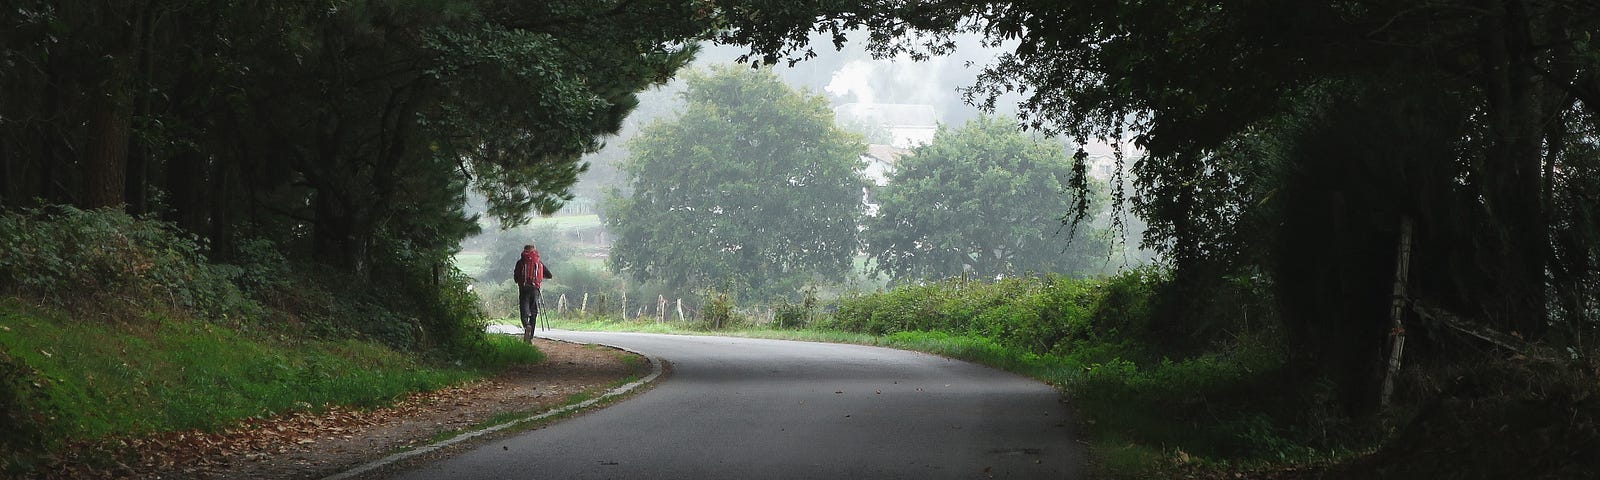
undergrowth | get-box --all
[0,207,541,474]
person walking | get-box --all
[513,244,553,343]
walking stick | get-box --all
[539,291,548,332]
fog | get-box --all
[459,31,1154,310]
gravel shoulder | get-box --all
[44,336,651,479]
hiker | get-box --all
[512,244,553,342]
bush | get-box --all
[701,290,743,330]
[1085,265,1167,340]
[831,274,1134,356]
[476,280,521,320]
[0,206,259,322]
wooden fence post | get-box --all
[1380,216,1415,410]
[581,292,589,315]
[676,298,685,322]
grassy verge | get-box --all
[0,299,543,472]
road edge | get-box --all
[321,338,665,480]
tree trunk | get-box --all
[1475,0,1551,336]
[80,1,147,211]
[164,149,207,233]
[0,137,10,207]
[124,135,150,214]
[83,105,133,209]
[208,151,235,260]
[123,0,161,216]
[313,188,362,273]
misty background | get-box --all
[457,32,1155,316]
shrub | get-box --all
[773,288,820,329]
[1086,265,1167,340]
[701,290,743,330]
[476,280,521,320]
[0,206,259,322]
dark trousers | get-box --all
[518,284,541,338]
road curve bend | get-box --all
[391,331,1086,479]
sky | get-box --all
[692,33,1139,159]
[691,31,1020,127]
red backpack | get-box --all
[518,250,545,288]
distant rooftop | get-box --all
[865,144,910,163]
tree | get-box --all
[708,0,1600,415]
[864,115,1107,283]
[0,0,722,350]
[604,65,867,301]
[1,0,710,272]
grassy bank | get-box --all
[0,299,543,471]
[0,207,545,473]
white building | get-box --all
[860,144,911,216]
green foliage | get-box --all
[830,271,1162,357]
[604,65,868,301]
[864,115,1110,283]
[773,287,821,329]
[457,333,547,371]
[823,270,1372,472]
[0,205,495,359]
[0,206,259,322]
[0,300,503,455]
[1,0,715,286]
[477,225,578,284]
[700,290,744,330]
[716,0,1600,433]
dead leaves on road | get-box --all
[38,383,488,479]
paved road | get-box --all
[391,331,1084,479]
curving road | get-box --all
[390,331,1085,479]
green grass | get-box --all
[453,251,490,276]
[0,299,542,450]
[565,256,607,272]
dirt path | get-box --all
[42,337,650,479]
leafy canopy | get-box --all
[604,65,868,301]
[864,115,1109,283]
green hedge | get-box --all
[830,268,1167,358]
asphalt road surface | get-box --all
[390,331,1085,479]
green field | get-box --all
[454,251,490,276]
[527,214,602,229]
[454,251,606,277]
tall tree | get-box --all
[864,115,1108,283]
[2,0,711,274]
[604,65,867,301]
[706,0,1600,414]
